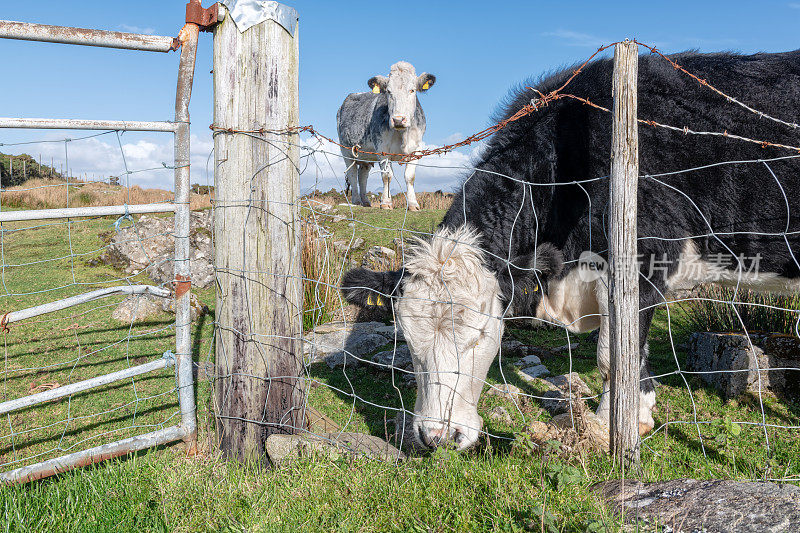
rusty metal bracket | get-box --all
[186,1,220,32]
[174,275,192,299]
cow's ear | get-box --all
[497,243,563,313]
[368,76,389,94]
[341,268,405,311]
[417,73,436,92]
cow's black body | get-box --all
[442,50,800,309]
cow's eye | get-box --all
[410,89,415,94]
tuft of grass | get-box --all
[679,285,800,336]
[301,223,342,331]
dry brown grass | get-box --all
[302,190,454,211]
[2,179,211,211]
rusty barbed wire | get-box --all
[211,40,800,165]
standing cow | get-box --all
[341,50,800,450]
[336,61,436,210]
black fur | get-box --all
[341,267,405,312]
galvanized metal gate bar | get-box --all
[0,355,175,416]
[0,12,202,482]
[3,285,170,324]
[0,203,176,223]
[0,117,178,132]
[0,20,178,52]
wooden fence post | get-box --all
[609,40,641,469]
[212,4,304,462]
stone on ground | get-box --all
[593,479,800,532]
[265,432,405,466]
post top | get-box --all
[220,0,297,35]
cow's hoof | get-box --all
[361,201,372,208]
[407,204,421,212]
[639,421,654,436]
[380,203,393,210]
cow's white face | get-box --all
[368,61,435,131]
[395,227,504,450]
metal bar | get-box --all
[0,356,174,417]
[0,425,186,484]
[0,202,175,223]
[173,23,199,449]
[0,117,177,132]
[3,285,170,324]
[0,20,177,52]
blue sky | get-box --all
[2,1,800,193]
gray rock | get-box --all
[485,383,523,398]
[111,294,164,322]
[102,211,215,288]
[362,246,397,269]
[687,332,800,399]
[501,339,528,358]
[764,334,800,361]
[304,321,395,367]
[266,432,405,466]
[112,292,210,323]
[488,405,513,425]
[593,479,800,532]
[553,342,579,353]
[333,237,364,253]
[539,373,592,415]
[371,344,412,370]
[518,364,550,381]
[374,323,405,342]
[514,354,542,367]
[330,214,347,223]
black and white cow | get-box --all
[337,61,436,210]
[341,50,800,450]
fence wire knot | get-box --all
[112,204,133,231]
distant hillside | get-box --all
[0,153,62,187]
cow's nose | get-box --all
[392,115,408,128]
[418,425,456,449]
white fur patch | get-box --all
[667,240,800,294]
[535,269,601,333]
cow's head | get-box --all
[368,61,435,131]
[341,226,562,450]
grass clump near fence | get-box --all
[680,285,800,337]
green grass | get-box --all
[0,206,797,531]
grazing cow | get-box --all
[341,50,800,450]
[336,61,436,210]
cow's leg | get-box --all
[343,156,358,205]
[379,159,393,209]
[594,281,657,436]
[357,164,372,207]
[403,161,420,211]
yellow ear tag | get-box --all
[532,284,539,292]
[372,85,380,94]
[421,82,430,90]
[375,296,384,307]
[366,294,374,306]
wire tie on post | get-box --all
[162,350,176,368]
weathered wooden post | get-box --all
[212,3,304,461]
[609,40,640,469]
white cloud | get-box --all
[119,24,157,35]
[542,29,610,48]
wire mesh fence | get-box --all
[204,38,800,482]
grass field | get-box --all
[0,201,797,532]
